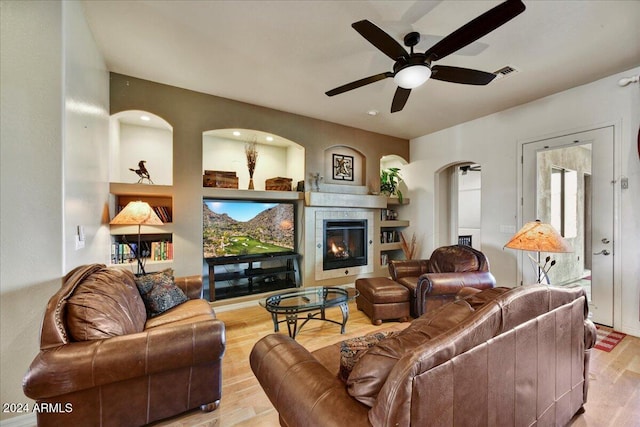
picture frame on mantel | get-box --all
[332,154,354,181]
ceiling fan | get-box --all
[325,0,526,113]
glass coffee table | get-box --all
[260,286,359,339]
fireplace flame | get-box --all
[329,240,350,258]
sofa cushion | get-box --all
[144,299,215,329]
[338,331,397,382]
[346,299,476,407]
[66,268,147,341]
[135,270,188,317]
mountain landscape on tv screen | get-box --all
[203,203,294,258]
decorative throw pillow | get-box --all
[338,331,397,382]
[66,267,147,340]
[135,269,188,317]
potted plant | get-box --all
[380,167,403,203]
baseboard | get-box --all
[0,413,36,427]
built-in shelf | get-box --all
[111,259,173,271]
[110,182,173,197]
[305,192,387,208]
[376,198,410,272]
[110,223,174,235]
[380,242,403,251]
[381,220,410,227]
[109,182,174,271]
[202,187,304,201]
[386,197,410,206]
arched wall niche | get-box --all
[109,110,173,185]
[322,145,366,187]
[202,129,305,191]
[381,154,409,196]
[434,160,482,249]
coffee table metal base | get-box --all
[270,302,349,339]
[260,287,358,339]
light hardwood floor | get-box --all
[152,301,640,427]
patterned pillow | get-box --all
[135,269,188,317]
[338,331,396,382]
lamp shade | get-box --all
[504,220,573,253]
[110,201,163,225]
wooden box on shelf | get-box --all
[265,177,292,191]
[203,170,239,189]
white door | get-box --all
[522,127,614,326]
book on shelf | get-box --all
[380,230,399,244]
[380,253,389,266]
[153,206,172,223]
[111,240,173,264]
[380,209,398,221]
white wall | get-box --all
[407,67,640,337]
[63,0,111,271]
[0,0,109,421]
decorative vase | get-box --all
[248,177,254,190]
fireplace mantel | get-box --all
[305,192,387,209]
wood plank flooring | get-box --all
[151,301,640,427]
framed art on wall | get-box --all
[333,154,354,181]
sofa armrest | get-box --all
[388,259,429,281]
[175,275,203,299]
[23,319,225,399]
[250,334,370,427]
[415,271,496,314]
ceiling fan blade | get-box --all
[431,65,496,85]
[326,72,393,96]
[424,0,525,61]
[352,20,408,61]
[391,87,411,113]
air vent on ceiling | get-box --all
[493,65,520,80]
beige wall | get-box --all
[109,73,409,277]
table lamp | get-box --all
[110,201,163,275]
[504,220,573,284]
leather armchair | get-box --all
[389,244,496,317]
[23,264,226,427]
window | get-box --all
[551,167,577,238]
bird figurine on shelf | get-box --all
[129,160,154,184]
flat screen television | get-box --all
[203,199,296,259]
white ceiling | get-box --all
[81,0,640,140]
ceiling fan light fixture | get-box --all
[394,64,431,89]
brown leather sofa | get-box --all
[23,264,226,427]
[389,244,496,317]
[251,284,596,427]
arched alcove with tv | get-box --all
[201,129,305,301]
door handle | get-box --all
[593,249,611,256]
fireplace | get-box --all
[312,209,374,281]
[323,220,367,270]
